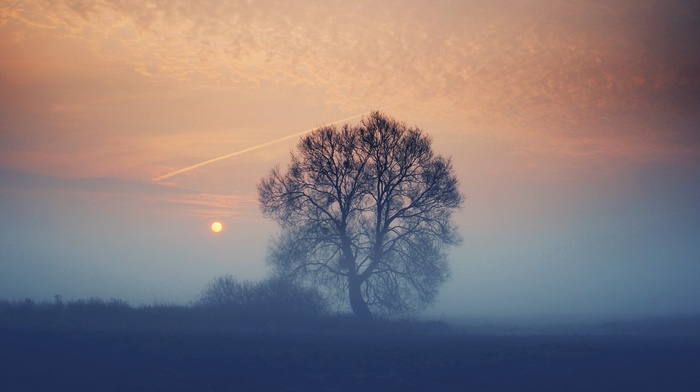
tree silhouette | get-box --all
[259,112,463,318]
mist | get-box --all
[441,159,700,321]
[2,146,700,323]
[2,0,700,389]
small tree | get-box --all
[259,112,463,318]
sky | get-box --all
[1,0,699,319]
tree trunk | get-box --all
[348,278,371,319]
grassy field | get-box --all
[1,299,699,391]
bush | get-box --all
[197,275,253,309]
[196,275,327,322]
[253,276,327,317]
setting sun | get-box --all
[210,221,223,233]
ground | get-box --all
[2,328,699,391]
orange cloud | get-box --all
[2,0,698,186]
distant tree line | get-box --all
[0,283,449,332]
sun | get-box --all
[210,221,223,233]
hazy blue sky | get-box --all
[1,0,699,318]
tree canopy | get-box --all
[258,112,463,318]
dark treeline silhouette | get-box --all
[0,275,448,333]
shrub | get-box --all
[252,276,327,317]
[197,275,254,310]
[196,275,327,322]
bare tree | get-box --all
[259,112,463,318]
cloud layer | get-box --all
[5,0,698,136]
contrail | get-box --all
[152,109,381,182]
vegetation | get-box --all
[196,275,327,322]
[0,276,448,333]
[2,289,699,391]
[3,300,699,391]
[259,112,463,318]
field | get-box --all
[1,301,699,391]
[3,328,700,390]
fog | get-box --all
[2,0,700,324]
[2,150,699,323]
